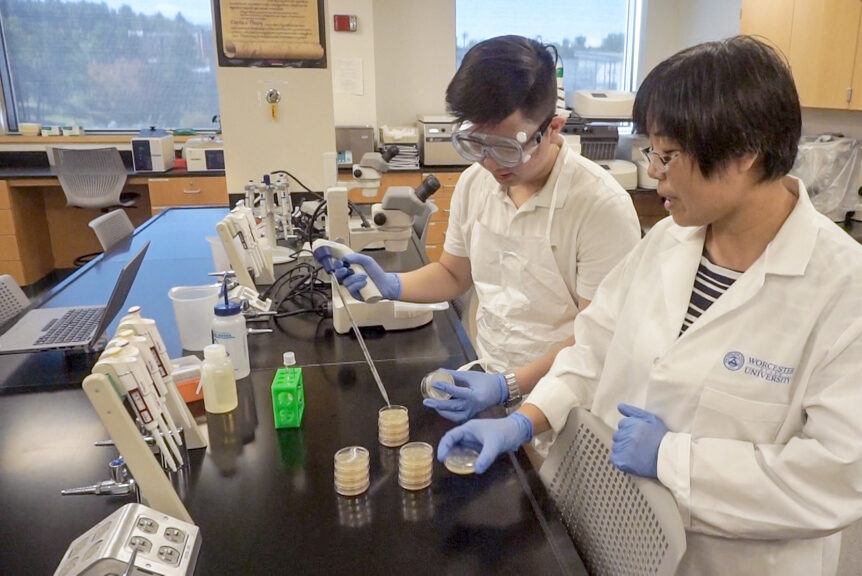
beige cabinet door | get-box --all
[740,0,795,58]
[789,0,862,109]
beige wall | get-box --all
[372,0,456,127]
[330,0,377,127]
[216,4,335,193]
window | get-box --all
[0,0,219,131]
[456,0,638,95]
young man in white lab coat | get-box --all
[324,35,640,420]
[437,36,862,575]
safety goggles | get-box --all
[640,146,681,173]
[451,114,555,168]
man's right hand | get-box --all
[422,369,507,423]
[329,253,401,300]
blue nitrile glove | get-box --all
[337,253,401,300]
[610,403,668,479]
[437,413,533,474]
[422,369,508,423]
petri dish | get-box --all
[420,370,455,400]
[444,446,479,475]
[378,405,410,447]
[398,442,433,490]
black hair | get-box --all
[632,35,801,182]
[446,35,557,126]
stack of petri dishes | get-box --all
[378,405,409,447]
[334,446,370,496]
[420,369,455,400]
[398,441,433,491]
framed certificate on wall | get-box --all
[213,0,326,68]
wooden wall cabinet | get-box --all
[741,0,862,110]
[422,171,458,262]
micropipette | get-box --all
[312,240,391,406]
[332,280,391,406]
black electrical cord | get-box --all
[270,169,314,193]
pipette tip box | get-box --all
[271,367,304,428]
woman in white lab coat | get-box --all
[437,36,862,575]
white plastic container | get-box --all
[211,296,250,379]
[200,344,238,414]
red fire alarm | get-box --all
[333,14,357,32]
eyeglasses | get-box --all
[451,114,555,168]
[640,146,681,173]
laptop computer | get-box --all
[0,241,150,354]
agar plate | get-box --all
[444,446,479,475]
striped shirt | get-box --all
[680,254,742,335]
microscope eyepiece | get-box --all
[414,174,441,202]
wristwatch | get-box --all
[503,372,522,407]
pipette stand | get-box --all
[330,279,447,334]
[82,373,193,523]
[215,208,276,289]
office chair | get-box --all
[0,275,30,326]
[53,147,137,210]
[539,408,687,576]
[88,209,135,252]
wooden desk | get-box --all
[0,207,585,575]
[0,169,227,286]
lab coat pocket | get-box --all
[692,387,788,443]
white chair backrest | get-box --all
[88,209,135,252]
[539,408,687,576]
[0,275,29,325]
[54,147,128,209]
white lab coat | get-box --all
[527,177,862,575]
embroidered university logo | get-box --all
[723,351,744,371]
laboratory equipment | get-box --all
[314,237,449,333]
[184,136,225,172]
[335,125,376,168]
[378,405,409,447]
[211,277,250,379]
[61,456,137,496]
[53,502,200,576]
[168,285,219,351]
[567,90,636,119]
[92,344,182,472]
[420,369,454,400]
[215,203,277,302]
[324,170,441,252]
[199,343,238,414]
[82,369,194,522]
[271,366,304,429]
[116,306,207,450]
[171,356,203,403]
[312,239,383,303]
[116,328,185,446]
[398,442,433,491]
[334,446,371,497]
[131,127,175,173]
[417,115,472,166]
[444,446,479,475]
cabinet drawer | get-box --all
[148,177,228,207]
[430,207,450,223]
[425,220,447,245]
[424,244,444,262]
[0,210,12,234]
[0,260,25,285]
[0,234,20,260]
[0,181,9,210]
